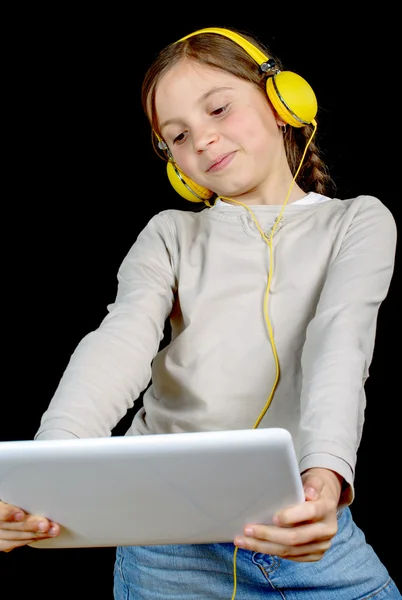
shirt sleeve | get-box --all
[298,196,397,506]
[34,212,177,440]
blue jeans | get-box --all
[113,508,400,599]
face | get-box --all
[154,58,288,200]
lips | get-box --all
[206,152,236,173]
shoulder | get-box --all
[334,194,395,221]
[319,195,397,237]
[328,196,397,261]
[141,208,208,242]
[145,208,205,229]
[128,209,207,261]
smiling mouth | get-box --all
[207,152,236,173]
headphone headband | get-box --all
[178,27,270,68]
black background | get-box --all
[2,7,400,598]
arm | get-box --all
[235,196,397,559]
[1,213,177,552]
[35,212,177,440]
[298,196,397,506]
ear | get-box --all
[275,116,287,128]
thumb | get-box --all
[301,472,324,501]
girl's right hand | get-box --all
[0,500,60,552]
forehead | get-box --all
[154,59,244,125]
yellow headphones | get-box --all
[156,27,318,203]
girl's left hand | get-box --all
[233,467,343,562]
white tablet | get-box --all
[0,427,304,549]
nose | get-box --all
[192,126,219,153]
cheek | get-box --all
[174,152,197,179]
[226,106,278,148]
[225,111,252,139]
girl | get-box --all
[1,27,400,599]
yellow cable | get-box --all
[220,120,317,600]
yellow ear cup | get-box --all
[166,161,214,203]
[267,72,317,128]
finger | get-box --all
[239,521,337,547]
[0,516,54,533]
[0,527,58,542]
[0,526,59,553]
[234,535,332,559]
[0,522,60,548]
[0,503,26,523]
[274,498,336,527]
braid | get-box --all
[284,124,336,197]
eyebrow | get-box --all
[159,86,234,132]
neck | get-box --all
[220,180,307,207]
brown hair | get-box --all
[141,29,336,197]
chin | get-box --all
[215,183,254,199]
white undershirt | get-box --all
[215,192,331,207]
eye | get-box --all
[173,131,187,145]
[211,104,229,116]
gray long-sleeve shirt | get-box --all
[35,193,397,505]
